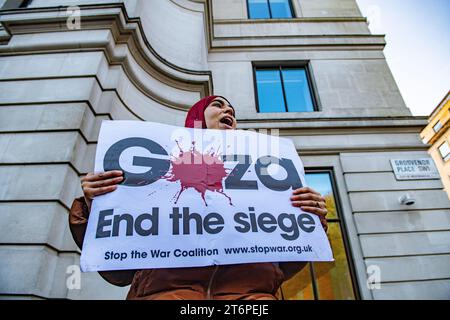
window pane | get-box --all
[305,172,338,219]
[248,0,270,19]
[282,69,314,112]
[256,69,286,112]
[439,142,450,160]
[312,223,355,300]
[269,0,293,18]
[433,121,443,133]
[279,263,315,300]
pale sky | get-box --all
[356,0,450,116]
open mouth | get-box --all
[220,116,234,128]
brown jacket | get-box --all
[69,197,289,300]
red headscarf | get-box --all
[184,95,234,129]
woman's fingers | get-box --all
[296,206,328,218]
[292,187,320,196]
[290,193,325,202]
[81,171,123,201]
[82,170,122,183]
[83,176,123,189]
[291,200,325,208]
[291,187,328,232]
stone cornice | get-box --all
[201,0,385,51]
[214,17,369,24]
[236,116,428,131]
[0,3,213,111]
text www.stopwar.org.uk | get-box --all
[223,244,313,255]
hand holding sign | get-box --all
[291,187,328,232]
[80,121,333,272]
[80,170,123,211]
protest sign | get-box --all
[80,121,333,271]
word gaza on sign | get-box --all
[80,121,333,272]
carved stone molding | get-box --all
[0,3,213,111]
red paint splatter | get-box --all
[163,140,233,206]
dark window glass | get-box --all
[248,0,293,19]
[255,66,315,113]
[278,171,357,300]
[277,262,315,300]
[313,222,355,299]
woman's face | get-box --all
[204,97,237,130]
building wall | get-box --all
[429,132,450,197]
[0,0,449,299]
[421,93,450,198]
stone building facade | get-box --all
[0,0,449,299]
[421,92,450,199]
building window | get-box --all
[433,121,443,133]
[277,170,358,300]
[254,65,316,113]
[1,0,32,9]
[438,141,450,161]
[247,0,294,19]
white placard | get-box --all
[80,121,333,272]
